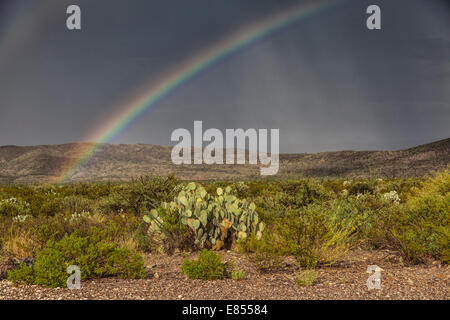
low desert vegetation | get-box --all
[0,170,448,287]
[231,269,246,281]
[181,249,231,280]
[296,269,319,286]
[8,231,145,287]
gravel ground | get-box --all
[0,249,448,300]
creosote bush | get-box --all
[239,206,356,270]
[278,208,356,268]
[393,169,449,264]
[8,231,145,287]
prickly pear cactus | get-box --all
[213,186,265,245]
[176,182,212,247]
[143,182,265,250]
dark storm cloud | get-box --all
[0,0,449,152]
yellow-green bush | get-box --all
[275,208,356,268]
[393,169,449,264]
[181,249,231,280]
[240,204,356,270]
[296,269,319,286]
[324,194,400,249]
[8,231,145,287]
[237,231,283,272]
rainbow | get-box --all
[58,0,343,183]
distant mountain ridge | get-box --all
[0,138,448,183]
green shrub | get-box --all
[393,169,449,264]
[347,181,374,195]
[250,180,333,223]
[322,179,346,195]
[253,191,289,223]
[280,180,332,208]
[181,249,230,280]
[60,195,95,214]
[240,205,356,270]
[99,175,179,215]
[0,198,30,217]
[237,232,282,272]
[296,269,318,286]
[7,262,34,284]
[97,193,130,215]
[324,195,399,249]
[231,269,245,280]
[1,208,151,260]
[276,207,356,268]
[8,232,145,287]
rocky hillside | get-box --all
[0,138,448,183]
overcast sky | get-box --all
[0,0,449,153]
